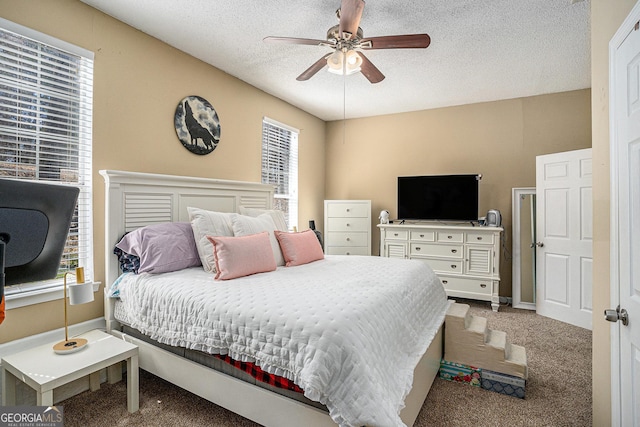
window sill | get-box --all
[5,282,101,309]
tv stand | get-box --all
[378,223,502,312]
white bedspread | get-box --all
[111,255,448,427]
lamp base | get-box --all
[53,338,88,355]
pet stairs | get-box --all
[444,302,528,379]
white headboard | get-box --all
[100,170,275,288]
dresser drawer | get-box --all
[410,230,435,242]
[326,217,369,232]
[466,232,494,245]
[439,276,493,297]
[325,246,370,256]
[436,231,464,243]
[325,232,368,247]
[410,243,463,258]
[419,258,463,274]
[326,203,369,218]
[386,229,409,240]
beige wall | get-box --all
[591,0,637,425]
[325,90,592,297]
[1,0,628,423]
[0,0,326,343]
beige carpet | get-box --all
[60,299,592,426]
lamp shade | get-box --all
[326,50,344,74]
[344,50,362,74]
[326,50,362,75]
[68,280,93,305]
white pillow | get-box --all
[188,207,234,273]
[231,213,285,266]
[239,207,288,232]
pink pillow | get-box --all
[275,229,324,267]
[207,232,276,280]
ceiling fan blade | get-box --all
[339,0,365,39]
[358,51,385,84]
[360,34,431,49]
[296,54,332,81]
[263,36,332,47]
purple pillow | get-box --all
[113,243,140,273]
[115,222,201,274]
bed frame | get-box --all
[101,170,443,427]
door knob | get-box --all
[530,242,544,248]
[604,305,629,326]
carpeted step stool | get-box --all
[444,302,528,380]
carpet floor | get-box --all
[60,299,592,426]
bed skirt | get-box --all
[119,323,327,411]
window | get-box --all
[261,117,298,230]
[0,18,94,299]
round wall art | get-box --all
[174,95,221,155]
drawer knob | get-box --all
[480,283,487,288]
[346,237,350,241]
[419,234,425,238]
[346,209,350,212]
[415,247,421,251]
[346,252,351,255]
[346,223,350,227]
[451,265,457,269]
[447,235,453,239]
[442,280,448,284]
[477,236,483,240]
[451,249,457,254]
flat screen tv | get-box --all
[397,174,480,222]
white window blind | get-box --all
[0,18,94,292]
[261,117,298,230]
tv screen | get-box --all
[397,174,479,222]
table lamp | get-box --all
[53,267,94,355]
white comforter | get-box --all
[111,255,448,427]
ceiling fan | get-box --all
[263,0,431,84]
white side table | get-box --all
[2,329,139,412]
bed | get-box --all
[101,170,448,427]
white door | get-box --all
[610,3,640,424]
[535,149,593,330]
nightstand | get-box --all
[1,329,139,412]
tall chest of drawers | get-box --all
[324,200,371,255]
[378,223,503,311]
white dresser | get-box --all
[378,223,503,311]
[324,200,371,255]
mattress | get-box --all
[117,321,327,411]
[109,255,448,427]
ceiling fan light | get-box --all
[326,50,362,75]
[345,51,362,74]
[345,51,362,67]
[327,51,344,72]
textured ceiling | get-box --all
[80,0,591,121]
